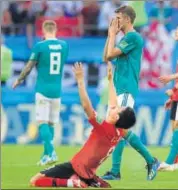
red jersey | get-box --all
[71,114,124,179]
[171,67,178,101]
[171,86,178,101]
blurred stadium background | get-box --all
[1,0,178,145]
[1,0,178,146]
[1,0,178,189]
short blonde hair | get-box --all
[42,20,57,33]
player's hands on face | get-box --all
[166,89,173,97]
[72,62,84,81]
[164,99,172,110]
[108,18,121,36]
[12,79,21,89]
[159,75,172,84]
[107,62,113,81]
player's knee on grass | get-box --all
[30,173,44,187]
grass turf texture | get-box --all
[2,145,178,189]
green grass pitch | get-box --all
[2,145,178,189]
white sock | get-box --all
[173,163,178,170]
[67,179,74,187]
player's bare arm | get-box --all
[106,19,122,61]
[159,72,178,84]
[107,62,118,107]
[103,37,110,62]
[159,29,178,84]
[12,60,37,89]
[73,62,95,119]
[103,20,114,62]
[164,98,172,110]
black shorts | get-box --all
[40,162,75,179]
[170,101,178,121]
[40,162,97,186]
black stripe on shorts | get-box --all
[170,101,178,121]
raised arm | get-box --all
[103,36,109,62]
[107,62,118,107]
[73,62,95,119]
[12,60,37,89]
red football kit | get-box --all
[171,86,178,101]
[71,113,124,179]
[171,67,178,101]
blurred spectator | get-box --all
[145,0,156,16]
[31,1,47,18]
[149,0,172,32]
[44,1,84,36]
[1,1,9,13]
[1,36,13,85]
[9,2,30,33]
[63,1,84,36]
[129,1,148,32]
[170,0,178,30]
[8,1,47,48]
[63,1,83,17]
[2,2,12,35]
[45,1,64,17]
[27,1,47,48]
[98,0,127,36]
[141,21,174,89]
[81,0,100,36]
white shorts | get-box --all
[117,93,135,108]
[35,93,61,123]
[106,93,135,116]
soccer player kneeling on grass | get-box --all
[30,62,136,188]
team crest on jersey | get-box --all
[119,40,128,48]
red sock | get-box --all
[56,178,68,187]
[35,177,53,187]
[35,177,67,187]
[174,155,178,163]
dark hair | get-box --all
[115,6,136,24]
[115,107,136,129]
